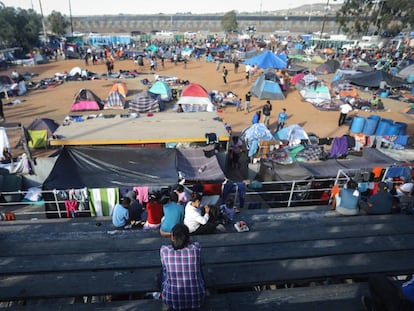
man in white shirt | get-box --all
[338,102,353,126]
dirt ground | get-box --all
[3,56,413,147]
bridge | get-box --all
[71,14,339,36]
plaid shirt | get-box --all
[160,242,205,310]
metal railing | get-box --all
[0,177,347,220]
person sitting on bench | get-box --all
[335,179,360,216]
[160,224,206,310]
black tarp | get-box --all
[264,148,399,180]
[176,148,225,182]
[307,147,398,176]
[348,70,406,88]
[43,146,178,189]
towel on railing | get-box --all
[88,188,119,217]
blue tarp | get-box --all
[243,50,287,69]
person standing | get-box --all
[160,192,184,237]
[215,59,221,71]
[251,111,261,124]
[276,108,288,132]
[159,224,206,310]
[338,102,353,126]
[0,98,5,122]
[230,135,243,169]
[236,98,242,112]
[245,91,252,113]
[234,59,239,74]
[222,66,228,85]
[262,100,272,128]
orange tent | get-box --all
[109,81,128,98]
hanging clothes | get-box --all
[65,200,79,218]
[221,181,246,208]
[133,186,149,204]
[88,188,119,217]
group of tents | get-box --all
[69,80,217,114]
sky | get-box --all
[2,0,332,16]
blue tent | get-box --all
[250,74,285,100]
[243,50,287,69]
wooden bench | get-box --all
[0,205,413,309]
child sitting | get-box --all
[219,198,239,223]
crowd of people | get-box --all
[111,184,233,235]
[110,184,240,309]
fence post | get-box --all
[53,190,62,218]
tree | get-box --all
[221,10,238,33]
[336,0,414,37]
[0,6,41,51]
[48,10,69,36]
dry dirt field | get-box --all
[3,57,413,144]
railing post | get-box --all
[287,180,296,207]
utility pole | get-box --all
[320,0,330,39]
[38,0,47,43]
[68,0,74,35]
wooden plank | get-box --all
[0,268,161,300]
[0,249,412,301]
[2,219,414,257]
[1,234,414,274]
[2,283,367,311]
[220,282,369,311]
[205,250,414,289]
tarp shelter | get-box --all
[240,123,274,157]
[26,118,59,149]
[43,146,178,189]
[176,83,215,112]
[243,50,287,69]
[105,91,125,109]
[316,59,340,74]
[348,70,406,88]
[146,44,158,53]
[33,54,49,65]
[291,73,305,85]
[300,85,331,104]
[68,67,82,77]
[149,81,172,101]
[274,124,310,146]
[250,73,285,100]
[109,82,128,98]
[311,55,326,64]
[129,95,160,113]
[70,89,104,111]
[398,64,414,80]
[176,148,225,182]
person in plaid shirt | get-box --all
[160,224,206,310]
